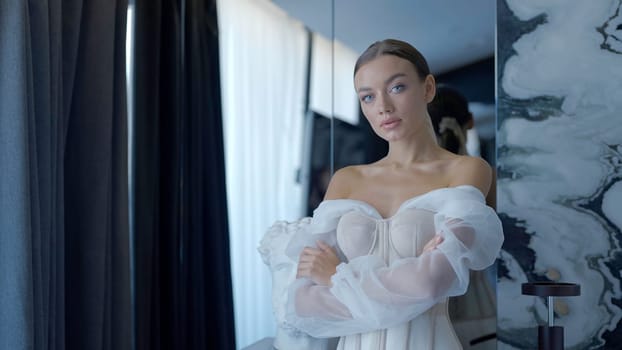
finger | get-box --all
[298,252,317,262]
[298,254,317,263]
[430,236,443,249]
[317,240,336,254]
[427,235,442,245]
[303,247,322,255]
[316,240,330,250]
[422,239,438,252]
[298,262,312,269]
[297,264,311,277]
[423,239,435,249]
[423,236,443,253]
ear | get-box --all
[423,74,436,103]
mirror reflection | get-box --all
[219,1,497,349]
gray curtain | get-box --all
[0,1,130,349]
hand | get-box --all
[422,235,444,253]
[296,240,340,286]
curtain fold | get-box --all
[184,0,236,348]
[64,1,131,349]
[132,0,236,348]
[1,2,36,348]
[0,0,130,349]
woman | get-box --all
[428,85,497,211]
[428,85,474,156]
[262,39,504,350]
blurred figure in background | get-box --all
[429,86,474,156]
[429,85,497,350]
[429,86,496,209]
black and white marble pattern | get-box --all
[496,0,622,348]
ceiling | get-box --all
[270,0,496,74]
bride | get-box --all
[260,39,504,350]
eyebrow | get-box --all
[357,73,407,93]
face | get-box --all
[354,55,436,142]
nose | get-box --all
[377,92,394,114]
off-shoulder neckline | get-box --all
[319,184,483,220]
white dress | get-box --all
[259,184,504,350]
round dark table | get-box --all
[521,282,581,350]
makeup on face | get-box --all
[354,55,430,141]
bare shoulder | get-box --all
[447,155,492,196]
[323,165,364,200]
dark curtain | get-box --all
[0,1,130,350]
[132,0,236,349]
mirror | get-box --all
[221,0,497,348]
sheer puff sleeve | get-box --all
[259,218,339,349]
[284,185,504,338]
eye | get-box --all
[390,84,405,93]
[360,94,373,103]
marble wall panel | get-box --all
[496,0,622,348]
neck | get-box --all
[383,121,443,167]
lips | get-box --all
[380,118,401,129]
